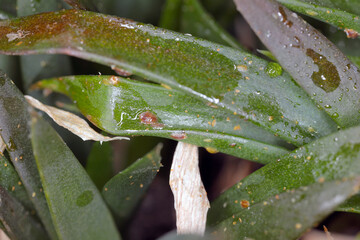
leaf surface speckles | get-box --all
[0,9,337,146]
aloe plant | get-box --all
[0,0,360,239]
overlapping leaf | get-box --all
[0,71,57,239]
[86,142,114,190]
[17,0,72,91]
[31,113,121,240]
[35,75,290,163]
[234,0,360,128]
[0,186,49,240]
[277,0,360,36]
[0,9,338,146]
[213,179,359,240]
[208,125,360,226]
[0,154,33,211]
[180,0,243,49]
[102,144,162,224]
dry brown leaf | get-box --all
[25,95,129,142]
[169,142,210,235]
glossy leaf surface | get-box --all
[31,114,121,240]
[0,154,33,211]
[214,179,359,240]
[0,9,338,146]
[102,144,162,223]
[86,142,114,190]
[36,75,290,164]
[0,186,49,240]
[0,71,57,239]
[208,125,360,225]
[234,0,360,128]
[277,0,360,36]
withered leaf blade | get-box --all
[25,95,129,142]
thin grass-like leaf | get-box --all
[0,10,338,145]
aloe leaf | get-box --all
[17,0,72,90]
[0,185,49,240]
[277,0,360,36]
[208,125,360,226]
[0,10,338,145]
[86,142,114,190]
[35,75,290,164]
[234,0,360,128]
[31,113,121,240]
[0,154,34,212]
[102,144,162,224]
[180,0,243,49]
[0,71,57,239]
[213,179,359,240]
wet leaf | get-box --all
[213,179,359,240]
[277,0,360,37]
[0,9,338,146]
[234,0,360,128]
[86,142,114,190]
[0,71,57,239]
[180,0,243,49]
[35,75,290,164]
[25,95,129,142]
[102,144,162,224]
[31,113,121,240]
[0,153,34,212]
[208,125,360,226]
[0,186,49,240]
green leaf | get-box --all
[31,113,121,240]
[159,0,182,30]
[0,154,34,212]
[35,75,290,164]
[180,0,243,49]
[63,0,98,11]
[338,193,360,214]
[208,125,360,226]
[277,0,360,36]
[94,0,165,24]
[0,0,17,15]
[0,10,338,146]
[234,0,360,128]
[102,144,162,224]
[17,0,72,90]
[213,179,359,240]
[0,185,49,240]
[0,71,57,239]
[86,142,114,190]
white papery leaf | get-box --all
[25,95,129,142]
[169,142,210,235]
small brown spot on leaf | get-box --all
[240,200,250,208]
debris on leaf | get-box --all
[25,95,129,142]
[169,142,210,235]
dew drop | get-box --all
[265,62,282,77]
